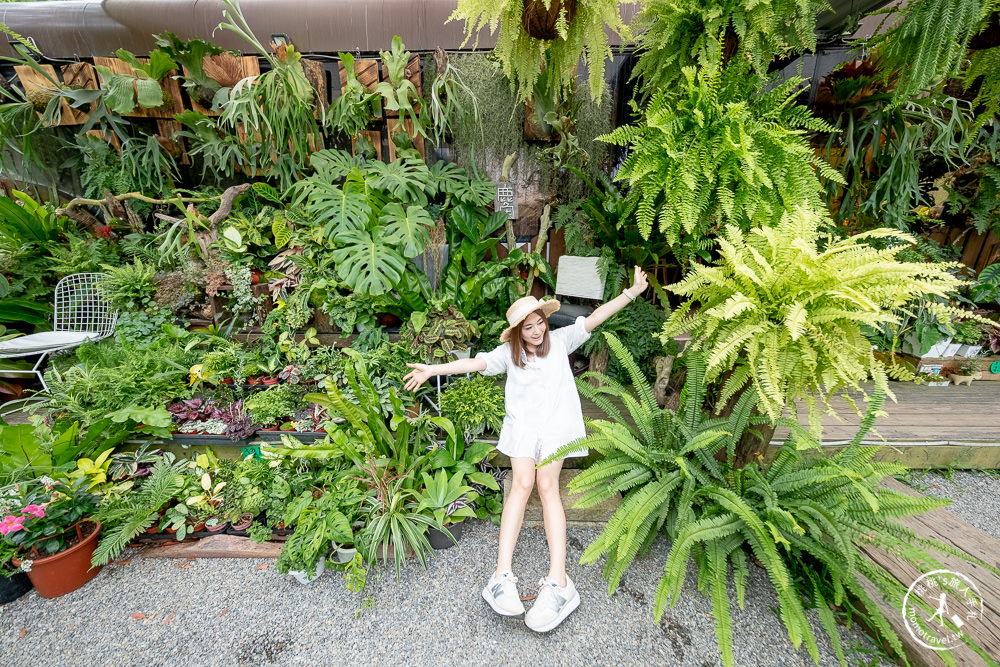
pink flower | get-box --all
[0,515,25,535]
[20,504,45,519]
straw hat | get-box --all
[499,296,560,343]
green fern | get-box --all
[553,337,999,666]
[90,459,185,566]
[449,0,630,105]
[660,207,990,428]
[599,64,842,263]
[631,0,830,96]
[863,0,998,107]
[965,45,1000,132]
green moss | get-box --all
[447,53,612,202]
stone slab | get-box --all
[140,534,282,559]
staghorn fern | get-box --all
[599,64,842,263]
[659,207,993,430]
[548,335,999,666]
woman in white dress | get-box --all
[403,266,649,633]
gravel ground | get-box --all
[0,522,890,667]
[903,469,1000,541]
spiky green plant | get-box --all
[547,334,999,666]
[216,0,321,191]
[599,65,843,263]
[660,207,987,437]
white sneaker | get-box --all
[524,576,580,632]
[482,571,526,618]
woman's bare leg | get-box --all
[535,459,566,586]
[495,456,537,575]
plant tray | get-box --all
[251,431,327,443]
[168,433,251,447]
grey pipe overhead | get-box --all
[0,0,888,62]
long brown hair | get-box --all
[509,309,551,369]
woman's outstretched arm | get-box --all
[584,265,649,333]
[403,357,487,391]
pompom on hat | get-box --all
[499,296,560,343]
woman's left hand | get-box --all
[629,265,649,297]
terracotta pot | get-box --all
[377,313,401,327]
[250,271,262,285]
[521,0,577,40]
[13,520,103,599]
[205,519,229,533]
[230,513,254,531]
[261,376,280,386]
[247,376,263,386]
[260,426,279,432]
[189,521,207,534]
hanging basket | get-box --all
[521,0,578,40]
[13,520,102,599]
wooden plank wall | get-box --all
[928,226,1000,274]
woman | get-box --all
[403,265,649,632]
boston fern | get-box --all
[600,65,843,263]
[660,207,977,431]
[863,0,998,108]
[630,0,830,95]
[448,0,630,104]
[548,334,998,666]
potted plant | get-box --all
[416,470,479,550]
[448,0,630,105]
[401,306,480,367]
[949,359,982,386]
[439,375,505,443]
[276,484,357,584]
[0,477,102,598]
[953,319,985,358]
[245,385,300,430]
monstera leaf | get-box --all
[380,203,434,258]
[366,156,430,205]
[299,181,372,239]
[332,228,406,295]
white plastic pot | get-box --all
[332,546,357,564]
[288,557,325,584]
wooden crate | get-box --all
[184,55,261,116]
[13,62,98,126]
[93,56,185,119]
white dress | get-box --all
[476,316,591,463]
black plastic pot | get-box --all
[427,522,465,550]
[0,571,33,604]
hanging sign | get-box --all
[494,182,518,220]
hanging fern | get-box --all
[964,44,1000,132]
[448,0,631,104]
[660,207,994,428]
[599,65,842,263]
[864,0,998,107]
[547,335,1000,666]
[631,0,830,96]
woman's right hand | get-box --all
[403,363,434,391]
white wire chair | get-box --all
[0,273,118,395]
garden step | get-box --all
[856,478,1000,666]
[502,468,620,527]
[140,534,282,559]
